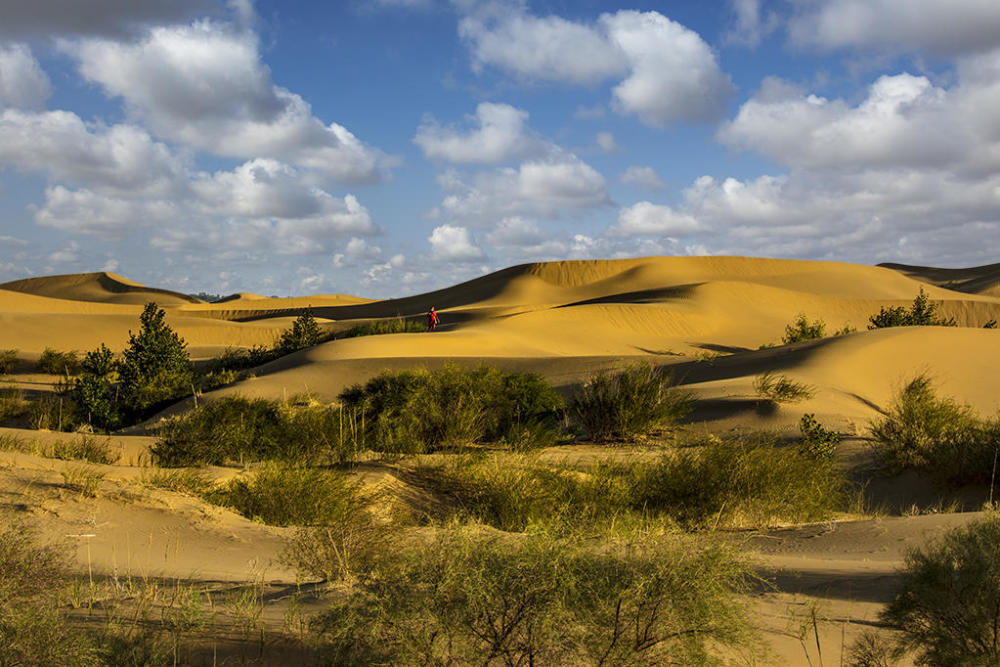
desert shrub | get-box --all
[277,309,322,354]
[140,467,213,496]
[0,382,28,422]
[0,349,16,375]
[847,631,894,667]
[73,343,120,431]
[882,514,1000,665]
[799,413,840,460]
[629,432,844,528]
[338,317,426,339]
[753,371,814,404]
[0,520,98,666]
[61,464,105,497]
[783,313,826,344]
[207,463,367,527]
[38,348,81,375]
[312,529,756,665]
[117,302,193,419]
[51,436,120,465]
[870,375,1000,484]
[570,362,692,442]
[340,365,564,453]
[868,288,957,329]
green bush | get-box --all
[338,317,426,339]
[0,383,28,423]
[629,432,844,528]
[868,288,957,329]
[783,313,826,344]
[799,413,840,460]
[117,303,192,418]
[312,529,757,665]
[73,344,119,431]
[37,348,81,375]
[0,349,16,375]
[340,365,564,453]
[277,309,322,354]
[51,436,120,465]
[207,463,367,527]
[570,362,692,442]
[753,371,814,404]
[870,375,1000,484]
[152,395,352,466]
[882,515,1000,665]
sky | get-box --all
[0,0,999,298]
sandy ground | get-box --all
[1,256,999,664]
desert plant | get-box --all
[0,349,17,375]
[783,313,826,344]
[38,348,81,375]
[277,309,322,354]
[799,413,840,460]
[140,467,213,496]
[73,343,120,431]
[870,375,1000,484]
[117,302,192,418]
[570,362,692,442]
[338,316,426,339]
[312,529,757,665]
[847,630,894,667]
[868,288,957,329]
[882,514,1000,665]
[51,436,120,465]
[753,371,815,404]
[61,464,105,497]
[0,382,28,423]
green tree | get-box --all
[278,309,321,354]
[869,288,957,329]
[118,302,192,417]
[782,313,826,344]
[74,343,119,431]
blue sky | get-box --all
[1,0,998,297]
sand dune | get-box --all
[0,271,201,306]
[881,261,1000,298]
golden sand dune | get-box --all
[0,271,201,306]
[881,261,1000,297]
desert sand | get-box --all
[2,256,999,664]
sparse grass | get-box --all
[312,528,758,665]
[0,349,17,375]
[753,371,815,404]
[570,362,692,442]
[61,464,105,497]
[799,413,840,460]
[0,382,29,423]
[51,436,120,465]
[140,467,213,496]
[337,316,426,338]
[882,514,1000,665]
[870,374,1000,484]
[783,313,826,344]
[37,348,81,375]
[27,391,81,431]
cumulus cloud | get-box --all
[69,21,389,183]
[725,0,779,48]
[333,237,383,268]
[458,4,733,126]
[610,201,700,237]
[0,45,51,110]
[438,154,610,224]
[619,166,664,191]
[34,186,177,237]
[429,224,484,261]
[789,0,1000,55]
[484,216,568,257]
[414,102,547,164]
[595,131,620,152]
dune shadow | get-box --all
[682,397,777,423]
[556,283,704,308]
[755,567,904,604]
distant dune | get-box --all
[879,261,1000,298]
[0,271,201,306]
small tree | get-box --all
[869,288,957,329]
[118,302,192,417]
[782,313,826,344]
[278,309,322,354]
[74,343,119,431]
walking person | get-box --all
[427,306,440,331]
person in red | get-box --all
[427,306,440,331]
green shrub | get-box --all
[37,348,81,375]
[140,468,213,496]
[340,365,564,453]
[277,309,321,354]
[783,313,826,344]
[0,383,28,423]
[882,515,1000,665]
[73,344,119,431]
[0,349,16,375]
[312,529,757,665]
[753,371,814,404]
[338,317,426,339]
[629,432,844,528]
[570,362,692,442]
[870,375,1000,484]
[51,436,120,465]
[207,463,367,527]
[868,288,957,329]
[799,413,840,461]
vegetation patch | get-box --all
[37,348,81,375]
[337,316,426,339]
[570,362,692,442]
[798,413,841,461]
[870,374,1000,484]
[868,287,957,329]
[0,349,17,375]
[753,371,814,404]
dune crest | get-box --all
[0,271,201,306]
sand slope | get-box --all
[0,272,201,306]
[881,261,1000,298]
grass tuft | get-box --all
[753,371,814,404]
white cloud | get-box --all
[46,241,80,264]
[333,237,382,268]
[414,102,546,164]
[35,186,177,237]
[484,216,568,257]
[789,0,1000,55]
[439,154,609,224]
[610,201,700,237]
[429,224,484,261]
[458,5,733,126]
[0,45,51,110]
[70,21,389,183]
[619,166,663,190]
[595,131,620,152]
[725,0,779,48]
